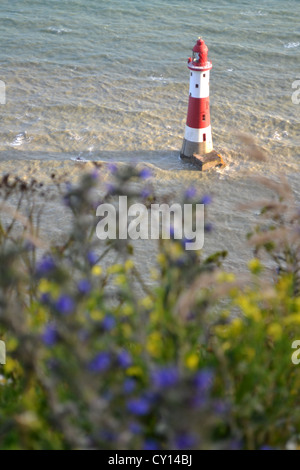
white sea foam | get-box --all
[284,42,300,49]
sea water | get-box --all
[0,0,299,273]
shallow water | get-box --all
[0,0,299,273]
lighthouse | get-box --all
[180,37,225,170]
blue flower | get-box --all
[127,397,150,416]
[229,440,243,450]
[143,439,160,450]
[194,368,214,392]
[88,352,111,373]
[55,295,75,315]
[40,292,51,305]
[90,169,99,180]
[141,188,151,198]
[77,279,92,295]
[123,378,136,394]
[99,430,116,442]
[87,251,98,266]
[24,241,35,252]
[174,433,197,450]
[200,194,212,205]
[152,366,179,389]
[204,222,213,233]
[106,183,115,194]
[213,399,229,414]
[139,168,152,180]
[118,350,132,369]
[129,421,142,434]
[108,163,117,174]
[36,255,55,276]
[42,324,58,347]
[102,315,116,331]
[185,187,197,199]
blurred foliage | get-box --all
[0,167,299,450]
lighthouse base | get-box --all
[180,149,226,171]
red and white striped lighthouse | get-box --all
[180,38,224,170]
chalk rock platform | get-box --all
[180,150,226,171]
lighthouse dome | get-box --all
[192,38,208,66]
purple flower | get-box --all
[141,188,151,198]
[185,187,197,199]
[200,194,212,205]
[127,397,150,416]
[78,329,89,342]
[42,324,58,347]
[88,352,111,373]
[87,251,98,266]
[55,295,75,315]
[213,399,229,414]
[77,279,92,295]
[40,292,51,304]
[194,368,214,392]
[139,168,152,180]
[36,255,55,276]
[260,445,274,450]
[105,183,115,194]
[174,433,197,450]
[129,421,142,434]
[204,223,213,233]
[143,439,160,450]
[99,430,116,442]
[123,378,136,394]
[102,315,116,331]
[229,440,243,450]
[152,366,179,389]
[118,350,132,369]
[91,169,99,180]
[24,241,35,252]
[108,163,118,174]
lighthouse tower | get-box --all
[180,38,224,170]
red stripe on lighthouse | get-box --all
[186,97,210,129]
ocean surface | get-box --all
[0,0,299,273]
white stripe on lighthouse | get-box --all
[189,71,210,99]
[184,125,212,143]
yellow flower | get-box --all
[6,337,18,353]
[146,332,162,358]
[243,347,256,361]
[235,296,262,322]
[284,314,300,326]
[5,357,22,375]
[222,341,231,352]
[150,268,159,280]
[185,352,199,370]
[114,274,127,286]
[157,253,167,267]
[139,296,153,310]
[124,259,134,272]
[38,279,52,294]
[127,366,143,377]
[248,258,263,275]
[267,323,283,341]
[122,324,133,339]
[217,272,236,283]
[230,318,243,336]
[90,310,104,321]
[107,264,123,275]
[122,304,134,316]
[91,265,103,276]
